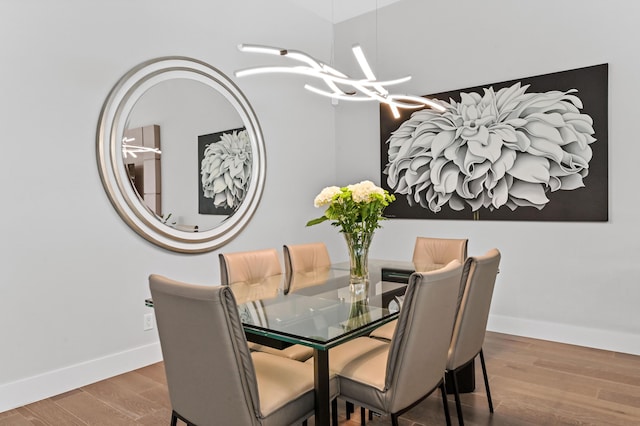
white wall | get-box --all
[2,0,639,413]
[0,0,340,411]
[334,0,640,354]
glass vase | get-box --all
[343,231,372,331]
[343,231,373,293]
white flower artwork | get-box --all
[200,128,252,212]
[381,64,608,221]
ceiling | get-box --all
[287,0,405,23]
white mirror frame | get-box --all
[96,57,266,253]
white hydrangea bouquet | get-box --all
[306,180,395,235]
[307,180,395,285]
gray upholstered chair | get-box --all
[149,274,318,426]
[219,249,314,362]
[283,242,332,294]
[328,260,464,426]
[446,248,501,426]
[370,236,468,341]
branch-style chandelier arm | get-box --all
[235,66,412,88]
[386,94,446,111]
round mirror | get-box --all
[97,57,266,253]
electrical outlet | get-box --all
[144,313,154,331]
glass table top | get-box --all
[145,260,442,350]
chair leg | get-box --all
[451,370,465,426]
[346,401,354,419]
[360,406,366,426]
[332,398,338,426]
[170,411,178,426]
[302,420,307,426]
[479,349,494,413]
[439,381,452,426]
[391,413,399,426]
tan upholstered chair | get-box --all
[219,248,283,286]
[328,260,464,426]
[446,249,501,426]
[370,237,468,341]
[283,242,332,294]
[412,237,468,270]
[219,249,314,362]
[149,275,319,426]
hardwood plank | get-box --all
[81,378,163,419]
[598,388,640,410]
[139,385,171,410]
[135,406,173,426]
[133,363,167,386]
[107,370,162,395]
[0,410,19,420]
[53,390,137,426]
[18,399,85,425]
[533,358,640,387]
[491,375,640,424]
[0,413,33,426]
[489,357,600,398]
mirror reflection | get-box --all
[124,78,248,232]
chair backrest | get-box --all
[447,248,501,370]
[283,243,332,293]
[149,275,261,426]
[283,242,331,276]
[219,248,282,286]
[412,237,468,270]
[384,260,463,413]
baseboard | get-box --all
[0,342,162,413]
[488,314,640,356]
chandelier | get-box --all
[235,44,444,119]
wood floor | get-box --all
[2,332,640,425]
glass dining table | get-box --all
[145,259,423,425]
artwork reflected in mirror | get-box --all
[198,127,251,216]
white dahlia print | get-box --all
[201,129,252,210]
[384,82,596,213]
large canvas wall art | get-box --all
[198,127,251,215]
[380,64,608,221]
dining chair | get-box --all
[328,260,464,426]
[149,274,322,426]
[412,236,468,270]
[369,236,468,341]
[446,248,501,426]
[218,248,283,287]
[219,249,314,362]
[283,242,332,294]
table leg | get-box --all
[313,348,330,426]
